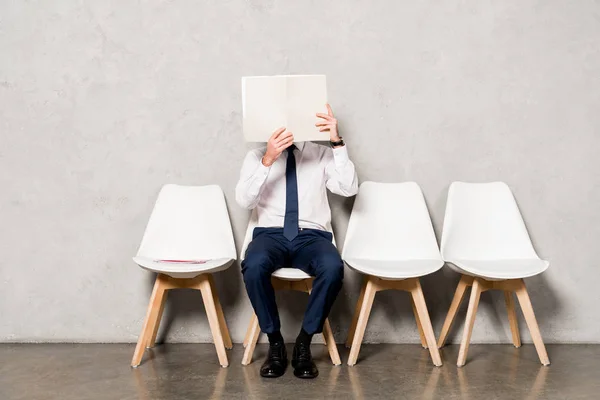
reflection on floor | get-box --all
[1,344,598,399]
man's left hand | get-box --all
[316,104,340,142]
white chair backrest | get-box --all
[137,184,236,261]
[440,182,540,261]
[239,209,335,260]
[342,181,441,261]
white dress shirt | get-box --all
[235,141,359,231]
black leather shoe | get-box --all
[292,342,318,379]
[260,342,288,378]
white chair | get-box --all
[437,182,550,367]
[131,184,236,368]
[240,210,342,366]
[343,182,444,366]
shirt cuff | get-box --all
[332,145,350,168]
[255,158,271,177]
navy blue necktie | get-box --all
[283,145,299,241]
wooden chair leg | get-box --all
[197,275,229,367]
[323,319,342,365]
[437,275,470,348]
[410,279,442,366]
[131,274,168,367]
[411,296,428,349]
[147,280,168,349]
[208,274,232,350]
[243,314,257,348]
[347,277,377,366]
[242,314,261,365]
[345,276,367,348]
[457,278,483,367]
[504,290,521,348]
[514,279,550,366]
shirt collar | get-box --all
[294,141,306,152]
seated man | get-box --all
[235,104,359,379]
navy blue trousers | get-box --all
[241,227,344,335]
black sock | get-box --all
[267,331,284,345]
[296,328,313,345]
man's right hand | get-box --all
[262,127,294,167]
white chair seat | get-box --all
[344,258,444,280]
[133,257,235,279]
[446,258,549,280]
[271,267,312,281]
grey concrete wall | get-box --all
[1,0,599,344]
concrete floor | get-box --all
[1,344,598,400]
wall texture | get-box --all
[1,0,599,344]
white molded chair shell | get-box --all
[342,181,444,279]
[240,209,337,280]
[440,182,549,280]
[134,184,237,278]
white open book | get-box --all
[242,75,329,142]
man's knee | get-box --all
[315,253,344,284]
[242,252,273,284]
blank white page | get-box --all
[286,75,329,142]
[242,76,287,142]
[242,75,328,142]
